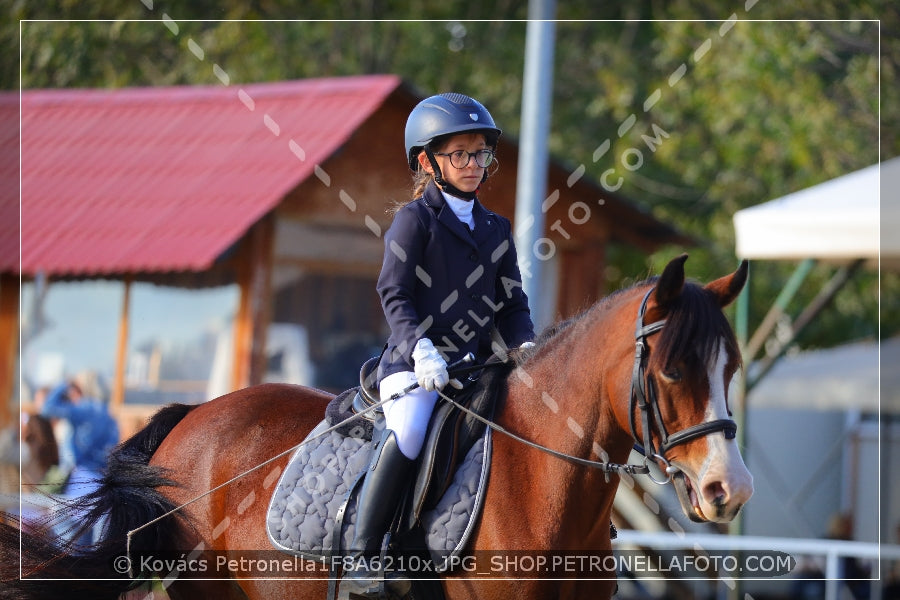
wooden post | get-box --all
[232,269,251,391]
[111,277,131,411]
[231,215,274,391]
[0,274,19,429]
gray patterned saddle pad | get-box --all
[266,418,492,572]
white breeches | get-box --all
[379,371,438,460]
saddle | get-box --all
[324,356,512,522]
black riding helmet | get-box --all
[405,93,501,198]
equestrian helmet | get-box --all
[404,93,501,171]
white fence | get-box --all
[614,529,900,600]
[5,494,899,599]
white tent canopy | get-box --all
[733,157,900,270]
[746,336,899,414]
[733,158,900,414]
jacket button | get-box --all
[469,252,478,261]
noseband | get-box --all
[628,289,737,480]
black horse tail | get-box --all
[1,403,198,600]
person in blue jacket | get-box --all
[341,93,535,597]
[41,372,119,544]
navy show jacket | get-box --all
[376,182,535,382]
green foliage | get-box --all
[7,1,898,349]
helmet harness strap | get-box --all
[423,147,488,201]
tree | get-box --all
[8,1,897,348]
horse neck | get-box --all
[494,292,640,533]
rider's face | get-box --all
[420,133,488,195]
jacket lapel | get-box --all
[424,184,479,249]
[470,200,498,248]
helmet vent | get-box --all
[440,92,472,105]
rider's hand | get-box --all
[412,338,450,391]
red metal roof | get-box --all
[0,96,17,275]
[6,75,402,276]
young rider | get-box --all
[341,92,535,597]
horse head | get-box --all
[627,254,753,523]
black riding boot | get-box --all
[339,428,414,599]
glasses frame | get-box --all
[433,149,495,169]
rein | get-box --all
[440,286,738,486]
[436,388,651,481]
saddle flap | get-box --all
[408,364,510,522]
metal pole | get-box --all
[730,265,750,600]
[747,259,864,390]
[825,549,839,600]
[744,258,815,362]
[515,0,556,329]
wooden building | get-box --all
[1,75,690,430]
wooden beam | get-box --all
[0,274,19,429]
[111,277,131,411]
[232,257,251,392]
[231,215,275,391]
[248,215,274,386]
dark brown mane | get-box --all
[654,280,742,375]
[514,276,740,376]
[513,280,652,367]
[521,280,648,355]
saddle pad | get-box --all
[266,419,492,572]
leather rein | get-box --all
[438,286,738,485]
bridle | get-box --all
[434,286,739,485]
[628,288,737,483]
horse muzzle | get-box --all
[672,466,753,523]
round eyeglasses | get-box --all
[434,149,495,169]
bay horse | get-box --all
[1,254,752,600]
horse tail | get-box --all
[1,403,198,600]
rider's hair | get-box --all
[411,162,433,198]
[388,143,441,215]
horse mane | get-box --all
[514,276,741,375]
[515,279,650,366]
[653,279,742,375]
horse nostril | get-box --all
[703,480,727,506]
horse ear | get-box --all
[654,253,688,309]
[704,259,749,308]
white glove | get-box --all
[412,338,449,391]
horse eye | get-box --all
[661,367,682,383]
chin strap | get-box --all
[423,148,485,200]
